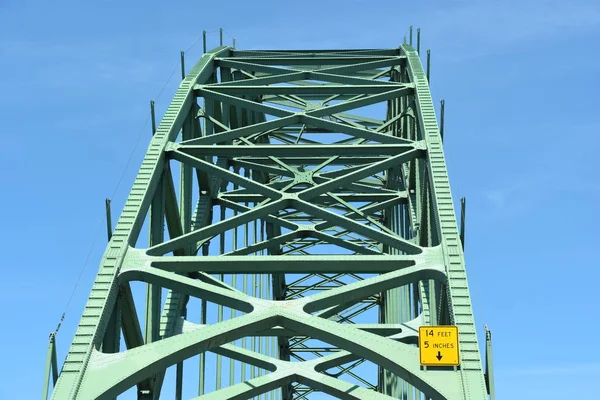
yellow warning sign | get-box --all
[419,326,460,366]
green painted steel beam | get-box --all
[222,156,393,165]
[176,143,418,157]
[218,193,406,202]
[231,48,400,56]
[47,44,488,400]
[149,254,419,273]
[217,56,403,65]
[197,84,407,95]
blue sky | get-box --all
[1,0,599,399]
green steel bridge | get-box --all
[42,34,495,400]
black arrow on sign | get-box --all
[436,351,443,361]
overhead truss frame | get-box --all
[47,44,488,400]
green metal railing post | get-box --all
[105,198,112,241]
[202,30,207,53]
[219,28,223,46]
[440,99,445,142]
[417,28,421,53]
[426,49,431,82]
[150,100,156,135]
[460,197,466,250]
[409,25,413,46]
[485,326,496,400]
[180,51,185,80]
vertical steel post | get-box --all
[426,49,431,82]
[198,298,207,394]
[202,30,207,53]
[460,197,466,250]
[175,315,184,400]
[485,326,496,400]
[150,100,156,135]
[175,113,190,400]
[216,205,225,390]
[42,333,59,400]
[146,97,163,351]
[198,241,208,396]
[230,176,240,388]
[417,28,421,53]
[233,37,236,49]
[251,210,258,380]
[220,28,223,46]
[242,168,250,383]
[180,99,194,252]
[105,198,112,241]
[409,25,413,46]
[440,99,445,142]
[175,364,183,399]
[102,193,122,363]
[180,51,185,80]
[383,165,407,398]
[199,298,207,393]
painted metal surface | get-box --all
[46,44,488,399]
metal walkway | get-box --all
[44,42,493,400]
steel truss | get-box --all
[48,44,488,400]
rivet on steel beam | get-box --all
[105,198,113,241]
[180,51,185,80]
[426,49,431,83]
[409,25,413,46]
[150,100,156,135]
[203,30,207,53]
[417,28,421,53]
[220,28,223,46]
[440,99,445,142]
[460,197,466,250]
